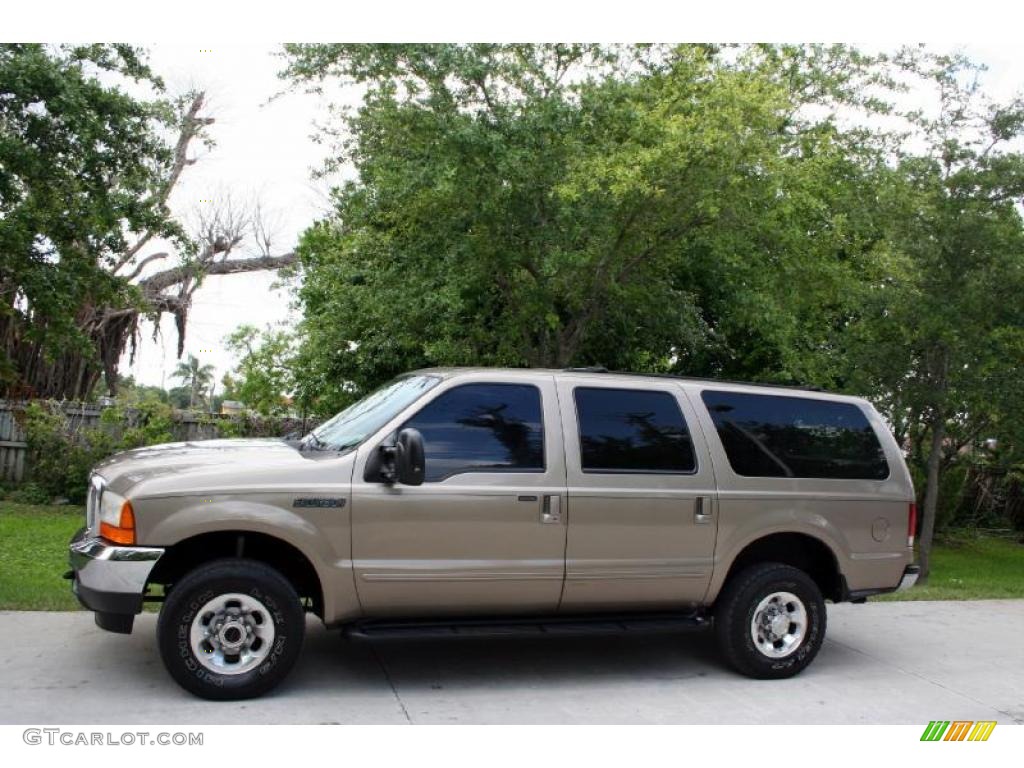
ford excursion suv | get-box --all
[67,367,919,699]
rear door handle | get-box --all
[540,494,561,524]
[694,496,713,524]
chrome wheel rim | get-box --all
[750,591,807,659]
[189,592,276,675]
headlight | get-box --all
[98,490,135,545]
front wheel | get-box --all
[714,562,826,679]
[157,559,305,700]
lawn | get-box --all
[0,501,83,610]
[876,532,1024,602]
[0,501,1022,610]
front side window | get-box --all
[402,383,545,482]
[574,387,696,473]
[700,390,889,480]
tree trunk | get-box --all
[917,410,946,584]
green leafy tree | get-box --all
[281,44,895,413]
[172,354,215,410]
[167,385,193,410]
[94,374,170,404]
[0,44,297,400]
[1,44,175,396]
[843,53,1024,579]
[223,324,297,416]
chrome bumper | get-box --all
[68,532,164,632]
[896,564,921,591]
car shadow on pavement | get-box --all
[288,620,726,695]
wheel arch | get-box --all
[148,530,325,618]
[710,531,846,605]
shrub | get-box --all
[21,402,120,504]
[14,398,314,504]
[8,482,52,505]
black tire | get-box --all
[157,558,305,700]
[714,562,826,679]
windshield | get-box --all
[301,375,440,451]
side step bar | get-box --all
[346,611,708,640]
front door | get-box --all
[556,376,718,610]
[351,374,567,616]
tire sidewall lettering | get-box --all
[167,578,294,691]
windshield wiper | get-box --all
[299,433,328,452]
[300,434,363,453]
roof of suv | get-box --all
[410,366,869,404]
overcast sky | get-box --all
[120,44,347,391]
[120,43,1024,393]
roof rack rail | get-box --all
[561,366,824,393]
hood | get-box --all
[94,438,323,497]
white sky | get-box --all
[118,42,1024,392]
[119,44,352,391]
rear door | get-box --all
[556,376,718,610]
[351,373,568,616]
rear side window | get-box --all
[700,390,889,480]
[574,387,696,473]
[403,383,545,482]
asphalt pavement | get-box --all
[1,600,1021,724]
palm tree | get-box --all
[172,355,215,410]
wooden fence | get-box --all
[0,400,315,484]
[0,404,28,483]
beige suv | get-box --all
[67,367,919,699]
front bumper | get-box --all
[68,527,164,634]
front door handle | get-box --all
[694,496,713,524]
[540,494,561,524]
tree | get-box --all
[0,44,297,401]
[842,53,1024,581]
[167,385,193,410]
[223,324,296,415]
[281,44,895,412]
[172,354,215,411]
[97,374,170,405]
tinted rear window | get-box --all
[575,387,696,473]
[700,391,889,480]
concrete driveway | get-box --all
[1,600,1021,724]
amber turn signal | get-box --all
[100,500,135,545]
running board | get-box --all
[346,611,708,640]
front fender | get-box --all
[140,496,357,624]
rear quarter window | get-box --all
[700,390,889,480]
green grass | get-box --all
[877,532,1024,601]
[0,501,84,610]
[0,501,1022,610]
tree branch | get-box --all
[116,92,213,273]
[123,252,169,282]
[138,252,298,296]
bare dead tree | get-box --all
[16,92,298,400]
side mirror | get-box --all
[392,428,425,485]
[366,428,426,485]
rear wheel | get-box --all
[714,562,826,679]
[157,559,305,700]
